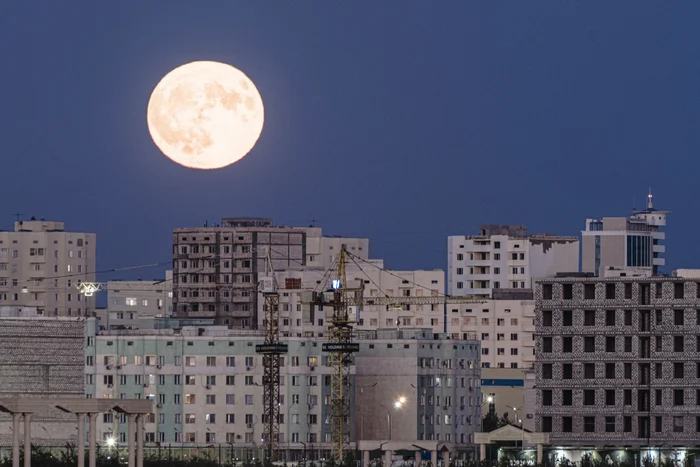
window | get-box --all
[562,364,573,379]
[542,364,552,379]
[674,416,684,433]
[584,284,595,299]
[563,284,573,299]
[624,336,632,352]
[562,390,572,406]
[606,283,616,299]
[606,363,616,379]
[542,416,552,433]
[542,284,553,300]
[584,417,595,432]
[542,390,552,406]
[584,390,595,405]
[606,310,616,326]
[584,337,595,352]
[675,336,684,352]
[606,390,615,406]
[606,336,616,352]
[584,310,595,326]
[675,309,684,326]
[563,337,572,353]
[562,416,572,432]
[562,310,572,326]
[605,416,615,433]
[675,363,684,379]
[542,337,552,353]
[542,310,552,326]
[675,389,685,406]
[624,310,632,325]
[584,363,595,379]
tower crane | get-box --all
[255,248,287,463]
[303,245,486,462]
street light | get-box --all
[380,397,406,440]
[507,405,525,460]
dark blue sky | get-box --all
[2,2,699,280]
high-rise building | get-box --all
[581,190,669,277]
[172,218,367,328]
[447,225,579,298]
[0,219,96,317]
[534,273,700,456]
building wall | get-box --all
[448,228,578,298]
[535,277,700,446]
[0,220,96,317]
[89,326,353,456]
[106,272,173,329]
[0,317,88,446]
[172,219,367,328]
[354,329,481,453]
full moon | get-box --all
[146,61,264,170]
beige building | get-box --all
[581,192,668,277]
[102,271,173,329]
[0,219,96,317]
[172,218,367,328]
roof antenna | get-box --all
[647,186,653,209]
[632,196,636,213]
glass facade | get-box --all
[626,235,651,267]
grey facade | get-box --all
[0,317,87,446]
[535,276,700,446]
[172,218,306,328]
[354,329,481,456]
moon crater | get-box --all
[147,61,264,170]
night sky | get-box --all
[2,2,699,280]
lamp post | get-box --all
[380,397,406,440]
[507,405,524,460]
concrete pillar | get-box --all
[363,450,370,467]
[480,444,486,462]
[430,451,437,467]
[88,413,97,467]
[537,444,543,464]
[77,413,86,467]
[385,450,392,467]
[23,413,32,467]
[415,450,422,467]
[12,413,20,467]
[127,415,136,467]
[136,414,144,467]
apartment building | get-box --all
[172,218,367,328]
[0,219,96,317]
[354,329,481,457]
[581,192,669,277]
[534,274,700,456]
[103,271,173,329]
[448,224,578,298]
[445,291,536,422]
[262,261,445,335]
[88,324,347,461]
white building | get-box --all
[0,219,96,317]
[447,224,579,298]
[104,271,173,329]
[258,262,446,335]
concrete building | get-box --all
[534,274,700,458]
[448,225,578,298]
[263,261,445,336]
[444,291,536,423]
[354,329,481,457]
[172,218,367,328]
[582,191,668,277]
[103,271,173,329]
[0,219,96,317]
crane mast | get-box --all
[323,245,359,462]
[255,249,287,462]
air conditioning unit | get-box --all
[156,365,162,369]
[246,366,253,371]
[310,367,315,372]
[236,435,242,440]
[106,365,112,370]
[116,365,122,370]
[143,384,148,388]
[246,423,253,429]
[107,384,113,388]
[526,414,533,419]
[156,404,162,408]
[205,385,212,390]
[443,406,448,410]
[460,405,465,410]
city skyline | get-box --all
[2,2,699,278]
